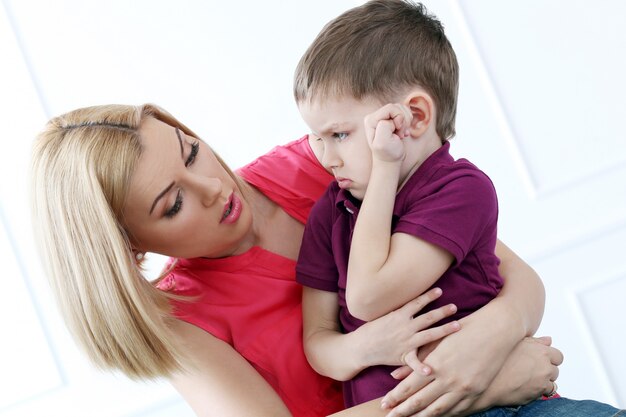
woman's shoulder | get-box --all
[237,135,333,224]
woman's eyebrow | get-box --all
[149,181,175,215]
[175,127,184,158]
[148,128,184,215]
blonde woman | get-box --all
[32,104,562,417]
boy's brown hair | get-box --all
[294,0,459,140]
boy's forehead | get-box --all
[299,96,381,134]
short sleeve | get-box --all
[395,170,498,264]
[296,186,339,292]
[237,136,333,224]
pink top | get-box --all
[157,136,343,417]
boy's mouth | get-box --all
[335,177,352,189]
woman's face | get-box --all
[123,117,254,259]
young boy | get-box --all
[295,1,623,416]
[294,0,501,408]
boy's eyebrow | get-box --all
[319,122,349,134]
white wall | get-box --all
[0,1,624,415]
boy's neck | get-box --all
[398,134,444,192]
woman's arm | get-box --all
[169,320,292,417]
[468,336,562,412]
[494,239,545,335]
[380,239,546,416]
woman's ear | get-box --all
[403,91,434,138]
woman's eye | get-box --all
[165,190,183,218]
[333,132,348,141]
[185,141,199,167]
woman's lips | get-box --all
[221,192,242,224]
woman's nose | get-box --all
[190,175,222,207]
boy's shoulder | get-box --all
[429,156,496,199]
[407,142,495,191]
[399,144,498,210]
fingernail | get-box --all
[422,366,431,375]
[381,401,389,409]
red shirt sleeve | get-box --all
[237,135,333,224]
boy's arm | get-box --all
[347,105,453,321]
[301,286,367,381]
[347,159,454,321]
[302,286,461,381]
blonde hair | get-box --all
[31,104,212,379]
[294,0,459,140]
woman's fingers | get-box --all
[402,349,431,376]
[535,335,552,346]
[381,369,434,410]
[548,344,564,366]
[440,393,481,417]
[391,365,413,380]
[383,378,441,417]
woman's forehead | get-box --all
[139,117,176,143]
[127,119,181,212]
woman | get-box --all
[31,103,561,417]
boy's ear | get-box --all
[403,91,434,138]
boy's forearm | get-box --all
[304,327,368,381]
[302,287,377,381]
[347,160,401,317]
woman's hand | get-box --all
[471,336,563,410]
[355,288,460,370]
[381,335,563,417]
[379,300,524,416]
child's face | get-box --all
[299,97,382,200]
[299,95,384,200]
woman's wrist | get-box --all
[463,296,526,349]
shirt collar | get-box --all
[334,186,360,215]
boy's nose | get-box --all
[322,145,342,170]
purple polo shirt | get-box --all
[296,142,503,407]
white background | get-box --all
[0,1,624,415]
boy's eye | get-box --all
[333,132,348,141]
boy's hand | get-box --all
[364,103,412,163]
[355,288,460,368]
